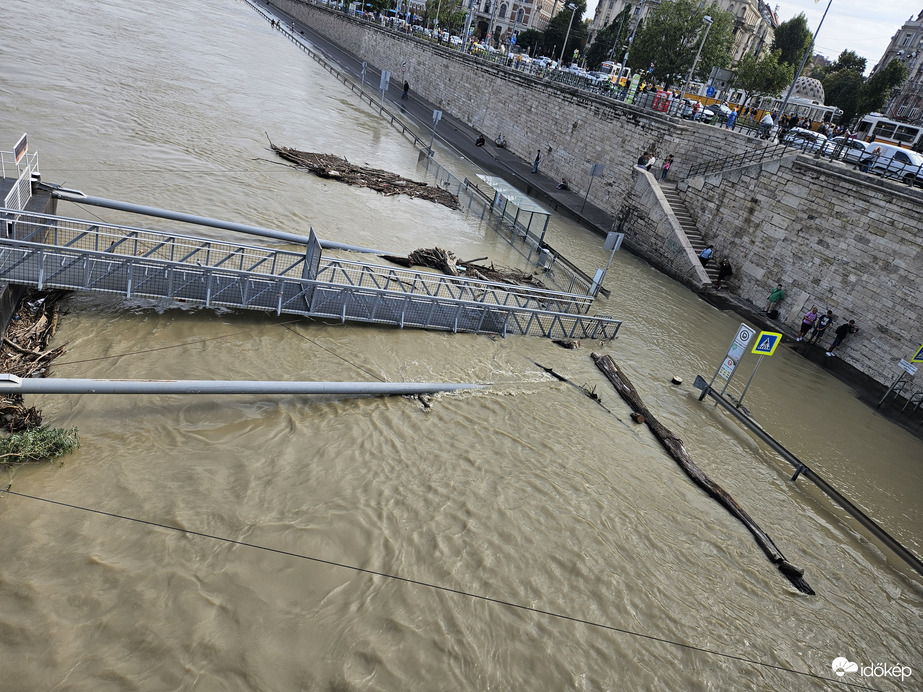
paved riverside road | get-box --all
[257,1,619,238]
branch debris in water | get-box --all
[269,141,459,209]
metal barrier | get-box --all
[0,208,620,340]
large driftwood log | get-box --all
[591,352,815,595]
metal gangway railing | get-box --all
[1,149,39,212]
[0,209,622,340]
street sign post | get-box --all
[379,70,391,113]
[428,109,443,155]
[700,323,754,400]
[737,331,784,406]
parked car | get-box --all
[532,56,557,70]
[858,143,923,185]
[819,137,873,164]
[781,127,829,153]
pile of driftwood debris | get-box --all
[269,142,459,210]
[0,290,68,431]
[382,247,547,289]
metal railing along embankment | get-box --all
[0,209,621,340]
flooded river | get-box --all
[1,0,921,689]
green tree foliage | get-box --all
[584,5,633,70]
[771,13,812,67]
[734,50,794,106]
[857,58,908,117]
[628,0,734,88]
[816,50,868,124]
[822,69,862,124]
[812,49,866,81]
[541,2,587,64]
[516,28,545,55]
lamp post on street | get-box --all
[778,0,833,119]
[681,14,713,100]
[557,3,577,68]
[620,0,646,82]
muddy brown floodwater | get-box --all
[0,0,920,689]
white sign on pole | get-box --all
[379,70,391,91]
[899,359,918,376]
[718,357,736,380]
[734,323,755,347]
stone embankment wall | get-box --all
[272,0,760,205]
[679,155,923,386]
[624,168,712,288]
[271,1,921,389]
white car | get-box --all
[449,35,462,47]
[820,137,873,164]
[858,143,923,185]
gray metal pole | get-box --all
[49,190,387,255]
[681,16,713,100]
[736,354,763,407]
[0,375,481,396]
[558,5,577,67]
[778,0,833,119]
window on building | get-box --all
[608,1,614,8]
[499,3,507,18]
[901,33,911,46]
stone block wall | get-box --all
[679,155,923,385]
[271,1,922,389]
[271,0,770,211]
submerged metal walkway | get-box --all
[0,208,621,340]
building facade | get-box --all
[875,11,923,125]
[588,0,776,66]
[467,0,553,46]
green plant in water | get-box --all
[0,427,80,464]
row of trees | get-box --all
[412,0,907,125]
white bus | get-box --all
[854,114,923,152]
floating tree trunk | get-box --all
[591,352,814,595]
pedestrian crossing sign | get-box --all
[752,331,783,356]
[912,343,923,363]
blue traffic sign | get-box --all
[752,331,782,356]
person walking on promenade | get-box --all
[810,310,833,344]
[715,258,733,290]
[764,283,785,316]
[826,320,858,357]
[532,149,541,174]
[660,155,674,182]
[698,245,713,267]
[401,80,410,100]
[726,107,738,131]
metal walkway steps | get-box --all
[0,208,622,340]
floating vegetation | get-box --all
[0,426,79,465]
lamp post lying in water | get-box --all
[0,374,481,397]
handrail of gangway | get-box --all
[42,185,387,255]
[694,376,923,580]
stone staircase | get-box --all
[660,184,718,285]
